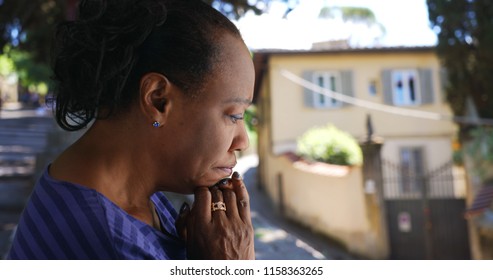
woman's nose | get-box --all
[231,123,249,152]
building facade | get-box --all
[253,46,470,259]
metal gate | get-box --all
[382,160,470,259]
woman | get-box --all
[7,0,255,260]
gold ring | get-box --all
[211,201,227,212]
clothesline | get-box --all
[280,69,493,126]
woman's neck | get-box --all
[49,119,158,227]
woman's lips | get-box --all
[217,167,233,176]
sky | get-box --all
[235,0,438,50]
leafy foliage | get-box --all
[427,0,493,138]
[0,0,266,89]
[319,6,376,24]
[463,127,493,179]
[0,52,15,76]
[7,47,52,88]
[0,0,67,63]
[244,105,258,148]
[297,124,362,166]
[205,0,266,19]
[0,0,265,61]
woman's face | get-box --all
[158,34,254,193]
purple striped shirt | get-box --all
[7,167,186,259]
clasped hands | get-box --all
[175,172,255,260]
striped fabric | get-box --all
[7,167,186,260]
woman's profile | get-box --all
[7,0,255,260]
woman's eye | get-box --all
[229,114,244,124]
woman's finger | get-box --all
[221,180,239,219]
[231,172,251,224]
[175,202,190,241]
[193,186,212,222]
[210,186,227,218]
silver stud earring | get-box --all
[152,121,160,128]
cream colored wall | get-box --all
[261,154,385,258]
[267,52,457,157]
[381,136,452,169]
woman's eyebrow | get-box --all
[222,97,252,105]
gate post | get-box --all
[360,114,390,259]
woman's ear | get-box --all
[139,73,173,126]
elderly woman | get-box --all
[8,0,255,260]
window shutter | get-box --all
[302,71,315,108]
[418,68,434,105]
[340,70,354,107]
[381,69,393,105]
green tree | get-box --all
[0,0,265,86]
[0,0,379,91]
[6,46,52,91]
[318,5,385,45]
[427,0,493,138]
[0,52,15,76]
[319,6,376,24]
[0,0,264,59]
[0,0,69,63]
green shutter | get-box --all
[418,68,434,105]
[382,69,393,105]
[340,70,354,107]
[302,71,315,108]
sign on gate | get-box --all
[398,212,411,232]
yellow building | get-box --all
[253,46,470,259]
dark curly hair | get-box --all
[52,0,241,131]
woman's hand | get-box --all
[175,172,255,259]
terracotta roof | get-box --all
[252,45,436,56]
[465,185,493,218]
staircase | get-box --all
[0,113,73,258]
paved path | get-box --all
[237,154,356,260]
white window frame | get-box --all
[311,71,342,109]
[391,69,421,106]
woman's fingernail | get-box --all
[221,178,229,185]
[233,171,242,180]
[179,202,189,215]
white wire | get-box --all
[280,69,493,126]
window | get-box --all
[368,79,377,96]
[399,147,425,194]
[312,71,342,108]
[382,68,434,106]
[392,70,420,106]
[302,70,353,109]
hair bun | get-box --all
[77,0,167,51]
[53,0,168,130]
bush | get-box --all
[297,124,362,166]
[464,127,493,179]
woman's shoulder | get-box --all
[34,165,109,218]
[7,167,117,259]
